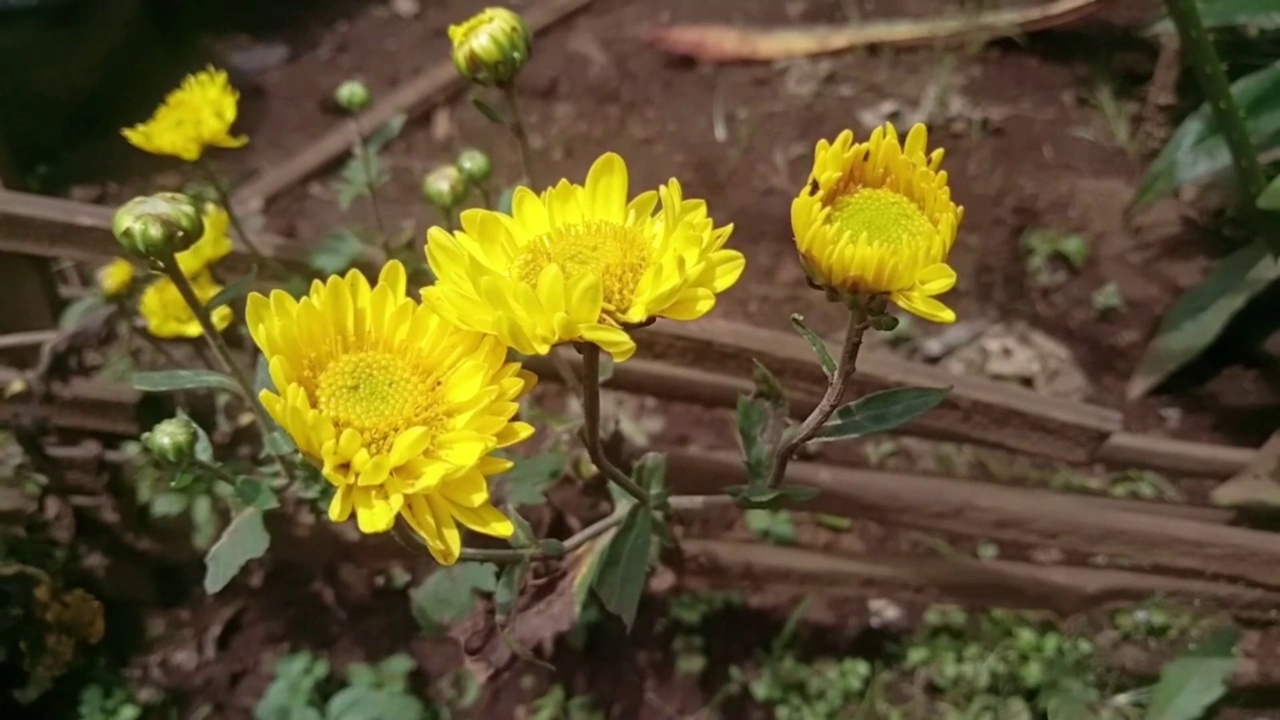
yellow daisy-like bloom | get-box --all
[96,258,135,299]
[792,122,964,323]
[245,261,535,565]
[121,66,248,162]
[174,204,233,277]
[139,272,233,339]
[423,152,744,362]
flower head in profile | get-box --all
[96,258,135,299]
[122,66,248,162]
[174,203,233,277]
[792,123,963,323]
[448,7,531,86]
[423,152,744,361]
[246,261,536,565]
[139,272,232,339]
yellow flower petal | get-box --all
[121,66,248,162]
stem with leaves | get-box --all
[156,254,298,487]
[765,306,869,487]
[350,115,389,244]
[1162,0,1267,208]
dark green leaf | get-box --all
[500,451,567,506]
[408,562,499,633]
[204,507,271,594]
[1149,1,1280,33]
[309,229,366,275]
[132,369,243,396]
[1134,62,1280,210]
[1259,172,1280,210]
[205,271,256,312]
[735,396,770,485]
[235,477,280,510]
[1128,243,1279,397]
[58,294,106,331]
[494,561,528,620]
[590,504,653,629]
[471,97,506,125]
[1145,627,1240,720]
[816,386,949,442]
[790,314,837,379]
[365,114,408,154]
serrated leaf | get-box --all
[816,386,949,442]
[365,114,407,154]
[235,477,280,510]
[204,507,271,594]
[1259,172,1280,210]
[408,562,498,633]
[1128,243,1279,398]
[205,270,256,312]
[735,396,770,486]
[590,503,653,629]
[1133,61,1280,210]
[132,369,243,395]
[790,314,837,379]
[309,229,366,275]
[471,97,506,124]
[1145,627,1240,720]
[501,451,567,506]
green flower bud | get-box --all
[112,192,205,259]
[142,416,199,465]
[334,79,371,113]
[456,147,492,184]
[448,7,532,87]
[871,314,899,332]
[422,165,468,210]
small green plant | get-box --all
[744,508,796,545]
[662,591,743,677]
[77,681,144,720]
[1112,600,1200,644]
[529,684,605,720]
[254,651,453,720]
[1020,229,1090,287]
[732,653,873,720]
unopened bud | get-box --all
[334,79,371,113]
[96,258,136,299]
[422,165,468,210]
[141,416,199,465]
[456,148,492,184]
[112,193,204,259]
[871,314,899,332]
[448,7,531,87]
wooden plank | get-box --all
[0,367,142,436]
[0,330,59,351]
[666,450,1280,589]
[1099,431,1259,478]
[230,0,601,211]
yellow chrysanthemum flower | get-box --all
[792,123,964,323]
[139,272,233,339]
[423,152,744,361]
[245,261,536,565]
[121,66,248,162]
[96,258,135,299]
[175,204,233,277]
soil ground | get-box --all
[18,0,1280,717]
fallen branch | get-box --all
[643,0,1106,63]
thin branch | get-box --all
[580,343,650,505]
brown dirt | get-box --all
[40,0,1280,716]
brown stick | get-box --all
[667,450,1280,590]
[229,0,600,212]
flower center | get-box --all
[829,187,938,251]
[511,220,651,311]
[314,351,440,455]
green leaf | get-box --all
[408,562,498,633]
[745,508,796,545]
[590,503,653,629]
[132,369,243,396]
[235,477,280,510]
[326,686,427,720]
[632,451,667,495]
[58,294,106,331]
[494,560,528,620]
[1145,627,1240,720]
[204,507,271,594]
[500,451,567,506]
[1041,679,1098,720]
[150,491,189,518]
[205,271,256,313]
[365,114,408,154]
[735,396,771,485]
[471,96,506,125]
[1134,61,1280,210]
[723,484,820,509]
[815,386,949,442]
[1128,243,1280,398]
[309,229,366,275]
[1259,172,1280,210]
[190,493,219,550]
[790,314,837,379]
[1149,1,1280,33]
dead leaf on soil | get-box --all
[642,0,1106,63]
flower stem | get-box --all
[198,161,285,273]
[580,343,650,506]
[764,305,869,488]
[350,115,389,245]
[476,184,494,210]
[501,83,538,188]
[156,254,298,487]
[1162,0,1267,212]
